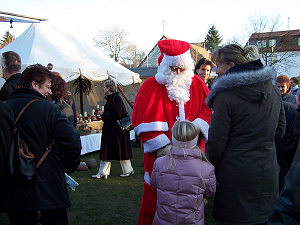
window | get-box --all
[298,38,300,46]
[269,54,277,65]
[269,39,276,47]
[257,40,261,48]
[257,40,266,48]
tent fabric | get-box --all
[0,23,141,86]
[68,80,141,117]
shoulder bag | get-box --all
[113,95,133,133]
[9,99,54,181]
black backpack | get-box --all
[9,99,54,181]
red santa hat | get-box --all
[157,39,192,68]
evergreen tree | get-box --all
[205,25,222,52]
[0,31,15,49]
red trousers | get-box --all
[137,152,157,225]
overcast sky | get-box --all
[1,0,300,54]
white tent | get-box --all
[0,23,141,114]
[0,23,141,85]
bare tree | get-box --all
[121,44,146,68]
[245,13,282,35]
[224,36,244,46]
[94,27,130,62]
[94,27,145,68]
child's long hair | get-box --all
[166,120,209,169]
[172,120,199,142]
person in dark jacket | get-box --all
[206,44,286,225]
[290,77,299,95]
[0,51,22,101]
[268,91,300,224]
[91,79,133,179]
[0,101,14,211]
[51,72,76,127]
[5,64,81,225]
[275,101,298,190]
[276,75,296,105]
[64,91,77,127]
[194,57,214,87]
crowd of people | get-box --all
[0,37,300,225]
[132,40,300,225]
[0,51,134,224]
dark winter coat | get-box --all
[5,88,81,211]
[55,98,75,127]
[0,73,21,101]
[206,60,286,225]
[100,92,132,160]
[275,102,298,190]
[268,109,300,224]
[0,101,14,210]
[282,92,296,105]
[64,94,77,127]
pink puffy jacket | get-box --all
[150,137,216,225]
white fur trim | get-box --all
[143,134,171,153]
[192,118,209,141]
[134,122,169,135]
[161,50,193,68]
[155,71,167,85]
[206,66,276,106]
[179,104,185,121]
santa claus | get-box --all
[132,39,211,225]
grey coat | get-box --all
[206,61,286,225]
[282,92,296,105]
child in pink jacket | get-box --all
[151,120,216,225]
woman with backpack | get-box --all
[5,64,81,225]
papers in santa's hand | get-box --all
[65,173,79,191]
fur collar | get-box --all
[206,66,276,107]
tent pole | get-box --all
[117,85,133,109]
[79,69,84,115]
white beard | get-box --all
[158,63,194,105]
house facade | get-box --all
[248,29,300,77]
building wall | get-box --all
[140,46,161,68]
[270,52,300,77]
[249,33,300,78]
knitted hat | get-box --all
[157,39,192,68]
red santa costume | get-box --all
[132,39,211,225]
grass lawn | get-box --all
[0,142,220,225]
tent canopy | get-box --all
[0,11,47,23]
[0,23,141,85]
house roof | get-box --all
[138,35,210,68]
[249,29,300,39]
[129,67,157,78]
[138,35,168,67]
[190,44,211,60]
